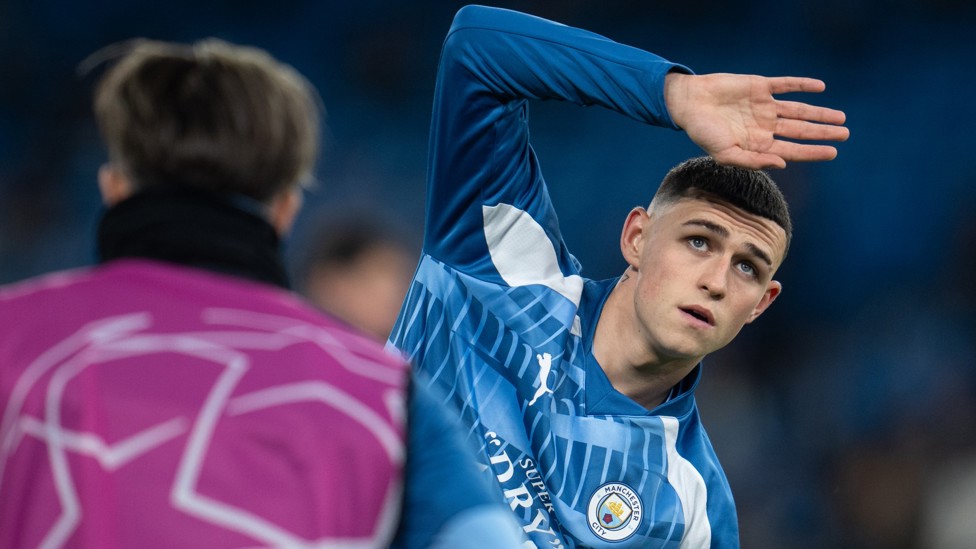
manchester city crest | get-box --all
[587,482,643,542]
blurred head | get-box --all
[90,38,321,227]
[616,156,790,365]
[296,214,417,342]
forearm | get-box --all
[442,4,692,126]
[424,6,696,262]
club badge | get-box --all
[587,482,642,542]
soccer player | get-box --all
[389,5,849,548]
[0,39,521,548]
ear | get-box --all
[746,280,782,323]
[268,187,304,236]
[98,164,135,206]
[620,207,649,270]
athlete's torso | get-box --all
[391,6,737,548]
[396,255,729,548]
[0,259,408,548]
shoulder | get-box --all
[0,265,98,303]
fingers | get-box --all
[775,118,850,142]
[713,140,840,170]
[777,100,847,126]
[765,76,827,95]
[768,80,849,147]
[696,73,849,168]
[712,149,787,170]
[767,140,839,163]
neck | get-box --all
[97,186,290,289]
[593,272,700,409]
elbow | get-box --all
[446,5,505,45]
[441,4,512,78]
[441,5,490,64]
[452,5,495,28]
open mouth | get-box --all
[680,307,714,326]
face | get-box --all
[619,196,786,364]
[305,244,414,342]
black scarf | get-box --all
[97,187,290,289]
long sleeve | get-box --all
[423,4,692,275]
[389,8,739,548]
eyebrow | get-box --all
[682,219,773,267]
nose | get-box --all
[698,258,727,300]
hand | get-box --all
[664,72,849,169]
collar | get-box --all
[97,187,289,289]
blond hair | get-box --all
[91,38,320,202]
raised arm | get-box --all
[424,5,848,271]
[664,72,849,169]
[425,5,690,268]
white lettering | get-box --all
[489,452,515,483]
[523,509,557,537]
[504,484,534,510]
[483,433,564,548]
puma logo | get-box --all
[528,352,554,406]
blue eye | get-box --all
[738,262,756,277]
[689,237,707,251]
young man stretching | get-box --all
[390,5,848,548]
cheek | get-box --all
[730,285,768,319]
[636,259,663,290]
[634,261,680,308]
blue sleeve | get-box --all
[424,4,693,275]
[391,378,523,549]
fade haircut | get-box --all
[651,156,792,257]
[91,38,320,202]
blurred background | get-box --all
[1,1,974,547]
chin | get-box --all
[666,335,729,362]
[646,328,714,363]
[657,343,708,364]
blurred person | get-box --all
[0,38,522,548]
[390,5,848,548]
[295,211,417,342]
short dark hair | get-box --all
[653,156,792,256]
[91,39,320,202]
